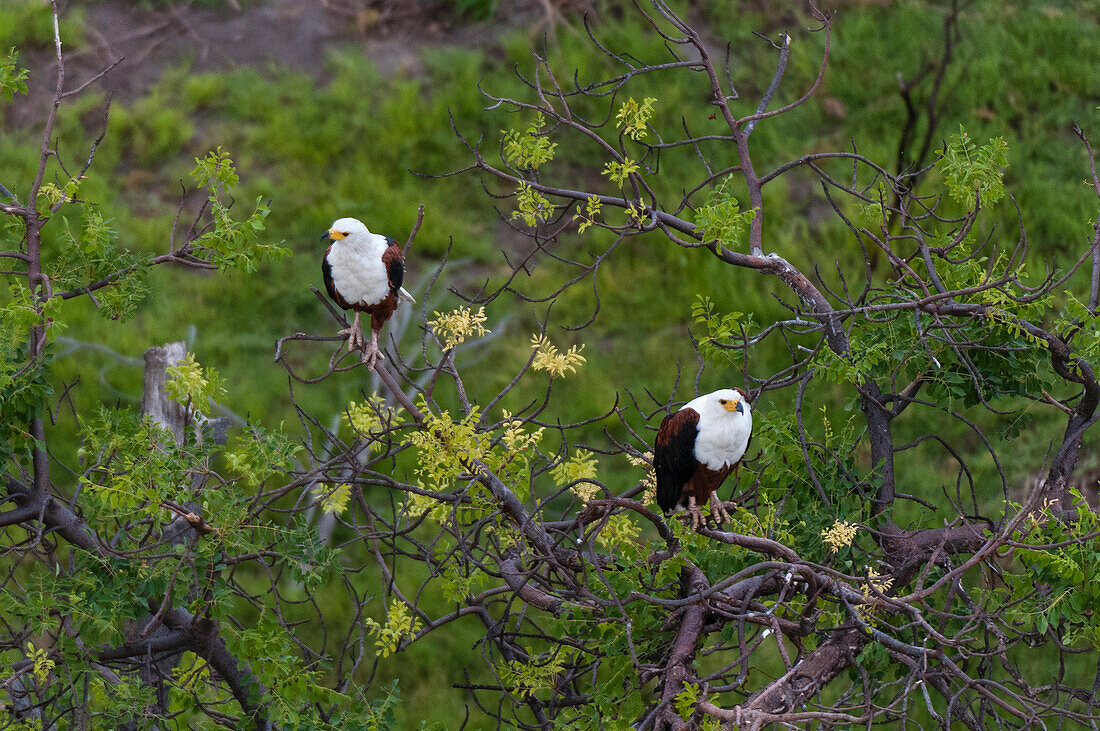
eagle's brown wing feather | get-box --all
[655,408,700,513]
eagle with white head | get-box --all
[654,388,753,529]
[321,217,414,369]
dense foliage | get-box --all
[2,0,1100,728]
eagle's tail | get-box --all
[398,287,416,304]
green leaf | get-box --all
[939,125,1009,209]
[693,175,756,249]
[503,112,557,170]
[190,146,239,191]
[602,158,640,187]
[0,47,28,101]
[673,681,700,721]
[615,96,657,141]
[511,181,551,227]
[165,354,226,415]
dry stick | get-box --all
[743,33,790,137]
[403,204,425,258]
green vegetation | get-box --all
[1,0,1099,726]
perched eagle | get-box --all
[321,217,415,369]
[655,388,753,529]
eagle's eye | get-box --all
[341,231,349,237]
[719,399,727,405]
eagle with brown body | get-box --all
[655,388,753,529]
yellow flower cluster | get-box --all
[821,519,858,554]
[364,600,422,658]
[501,409,545,455]
[597,513,641,549]
[428,306,489,350]
[551,449,599,500]
[855,568,895,623]
[627,451,657,506]
[311,482,351,516]
[862,568,894,602]
[570,481,599,502]
[345,394,402,434]
[530,334,586,378]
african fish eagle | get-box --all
[654,388,753,529]
[321,217,415,369]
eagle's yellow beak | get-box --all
[723,398,741,413]
[327,228,347,241]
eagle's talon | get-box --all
[338,312,366,352]
[710,500,734,526]
[338,327,364,352]
[686,496,705,531]
[360,344,384,369]
[359,332,384,369]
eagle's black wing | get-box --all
[654,408,700,513]
[382,237,404,296]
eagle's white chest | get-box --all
[688,403,753,471]
[326,235,389,306]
